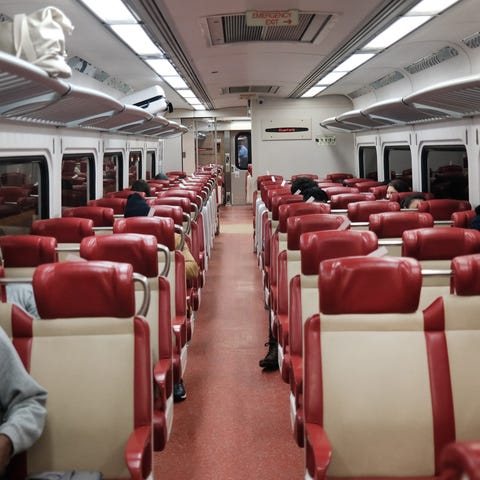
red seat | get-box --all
[257,174,283,189]
[369,211,434,239]
[323,186,360,198]
[440,442,480,480]
[389,191,434,204]
[62,206,115,227]
[289,230,378,447]
[291,174,318,181]
[353,180,384,192]
[451,210,475,228]
[105,189,146,199]
[88,197,127,214]
[79,233,173,451]
[417,199,471,220]
[347,200,400,222]
[342,177,369,186]
[31,217,94,243]
[329,192,376,209]
[13,261,152,479]
[369,185,388,199]
[325,173,353,183]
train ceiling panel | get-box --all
[320,117,364,133]
[336,110,392,129]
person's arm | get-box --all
[0,329,47,467]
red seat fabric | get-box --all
[417,199,471,220]
[451,210,475,228]
[62,206,114,227]
[323,186,360,198]
[347,200,400,222]
[31,217,94,242]
[369,211,434,238]
[0,235,57,267]
[329,192,376,209]
[88,197,127,214]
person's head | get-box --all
[302,187,328,203]
[124,192,150,217]
[154,172,168,181]
[131,179,151,196]
[386,179,410,199]
[401,193,426,209]
[290,177,317,195]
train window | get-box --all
[103,153,122,196]
[129,152,142,186]
[0,156,46,235]
[421,146,468,200]
[146,150,156,179]
[383,146,412,188]
[235,133,251,170]
[61,155,94,210]
[359,146,377,180]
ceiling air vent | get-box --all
[221,86,279,94]
[207,12,333,45]
[462,31,480,49]
[404,46,458,75]
[370,71,405,90]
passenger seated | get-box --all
[5,284,38,318]
[0,327,47,476]
[301,187,328,203]
[386,178,410,199]
[154,172,169,181]
[290,177,317,195]
[401,193,426,209]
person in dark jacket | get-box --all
[469,205,480,231]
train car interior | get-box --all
[1,0,480,479]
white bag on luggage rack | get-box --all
[0,6,74,78]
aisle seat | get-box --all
[322,186,359,198]
[10,261,152,480]
[79,233,172,450]
[62,206,115,229]
[451,210,475,228]
[289,230,378,447]
[88,197,127,214]
[275,214,349,379]
[304,256,436,480]
[113,216,189,381]
[347,200,400,223]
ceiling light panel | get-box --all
[301,86,326,97]
[408,0,461,15]
[146,59,179,76]
[317,71,348,85]
[333,53,376,72]
[79,0,137,23]
[111,24,162,55]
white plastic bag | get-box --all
[0,6,74,77]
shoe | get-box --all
[259,340,279,370]
[174,379,187,402]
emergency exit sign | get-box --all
[246,10,299,27]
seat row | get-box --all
[254,173,480,480]
[0,166,221,479]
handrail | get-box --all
[133,272,150,317]
[182,212,192,235]
[157,244,171,277]
[175,224,186,251]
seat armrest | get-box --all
[154,358,173,403]
[440,441,480,480]
[125,425,152,480]
[304,423,332,480]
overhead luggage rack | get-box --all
[404,74,480,117]
[0,51,70,117]
[320,117,365,133]
[0,50,189,138]
[363,98,448,124]
[337,109,392,129]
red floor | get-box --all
[154,205,304,479]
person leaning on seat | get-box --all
[126,180,200,402]
[0,327,47,478]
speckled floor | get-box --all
[154,205,304,479]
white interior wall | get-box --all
[251,96,355,181]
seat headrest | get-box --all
[417,199,471,220]
[319,256,421,314]
[262,186,290,207]
[152,196,192,214]
[31,218,94,243]
[323,186,359,199]
[300,230,378,275]
[149,204,184,225]
[402,227,480,260]
[271,194,303,220]
[369,211,434,238]
[0,235,57,267]
[329,192,376,209]
[160,189,201,207]
[33,261,136,318]
[114,216,176,251]
[452,254,480,295]
[347,200,400,222]
[80,234,159,277]
[88,197,127,214]
[451,210,476,228]
[287,214,348,250]
[257,175,283,189]
[62,206,114,227]
[278,202,330,233]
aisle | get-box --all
[154,205,304,479]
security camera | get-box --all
[258,97,264,105]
